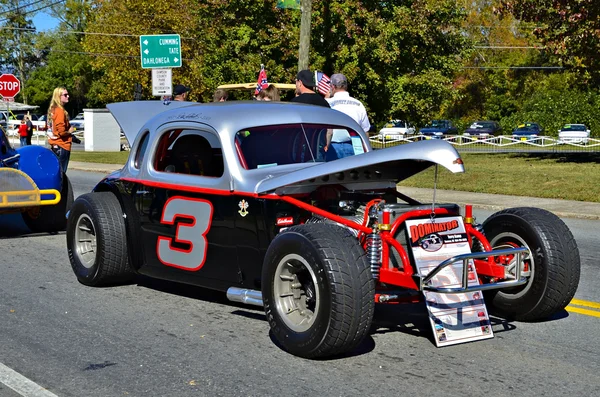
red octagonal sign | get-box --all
[0,74,21,99]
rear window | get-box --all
[236,123,365,169]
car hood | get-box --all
[255,139,464,194]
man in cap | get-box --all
[324,73,371,160]
[291,70,330,107]
[173,84,191,101]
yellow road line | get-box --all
[565,306,600,318]
[569,298,600,310]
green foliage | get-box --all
[499,0,600,87]
[501,73,600,137]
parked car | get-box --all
[512,122,542,140]
[419,119,458,137]
[65,100,580,359]
[0,122,73,233]
[463,121,501,137]
[377,120,416,139]
[558,124,590,144]
[70,112,85,132]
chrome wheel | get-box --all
[490,232,533,298]
[273,253,320,332]
[74,213,97,269]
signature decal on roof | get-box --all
[166,112,212,122]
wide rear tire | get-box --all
[262,224,374,358]
[66,192,132,286]
[482,207,580,321]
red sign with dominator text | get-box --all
[0,74,21,98]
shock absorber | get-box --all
[366,231,382,279]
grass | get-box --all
[70,150,600,203]
[70,151,129,164]
[399,152,600,203]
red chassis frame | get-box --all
[281,196,519,304]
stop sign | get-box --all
[0,74,21,98]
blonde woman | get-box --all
[47,87,74,172]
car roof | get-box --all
[108,100,367,144]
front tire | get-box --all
[482,207,580,321]
[66,192,132,286]
[262,224,375,358]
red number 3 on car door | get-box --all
[157,196,213,271]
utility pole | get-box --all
[298,0,312,71]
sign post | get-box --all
[0,74,21,99]
[139,34,182,69]
[0,74,21,129]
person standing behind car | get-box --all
[173,84,191,101]
[47,87,75,173]
[18,119,28,147]
[324,73,371,160]
[291,70,330,107]
[25,115,34,145]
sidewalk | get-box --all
[68,162,600,221]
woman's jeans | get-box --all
[20,137,27,147]
[52,146,71,173]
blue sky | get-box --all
[32,11,59,32]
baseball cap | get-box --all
[296,70,315,88]
[330,73,348,87]
[173,84,191,96]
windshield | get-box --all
[470,121,495,129]
[426,120,446,128]
[517,124,539,131]
[561,125,586,132]
[236,123,365,169]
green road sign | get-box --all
[139,34,182,69]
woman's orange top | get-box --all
[48,106,72,151]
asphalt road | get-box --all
[0,170,599,397]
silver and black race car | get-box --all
[66,100,580,358]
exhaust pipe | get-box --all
[226,287,263,307]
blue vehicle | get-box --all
[419,119,458,138]
[0,126,72,233]
[512,122,542,140]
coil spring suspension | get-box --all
[366,232,382,279]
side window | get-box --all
[134,131,149,169]
[154,129,224,177]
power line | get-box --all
[0,0,65,25]
[463,66,563,70]
[474,45,545,49]
[0,25,195,40]
[0,0,49,16]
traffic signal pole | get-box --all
[298,0,312,71]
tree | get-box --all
[22,0,95,115]
[0,0,42,103]
[499,0,600,87]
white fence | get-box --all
[369,135,600,152]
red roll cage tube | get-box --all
[281,196,524,303]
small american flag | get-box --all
[315,71,331,96]
[255,64,268,95]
